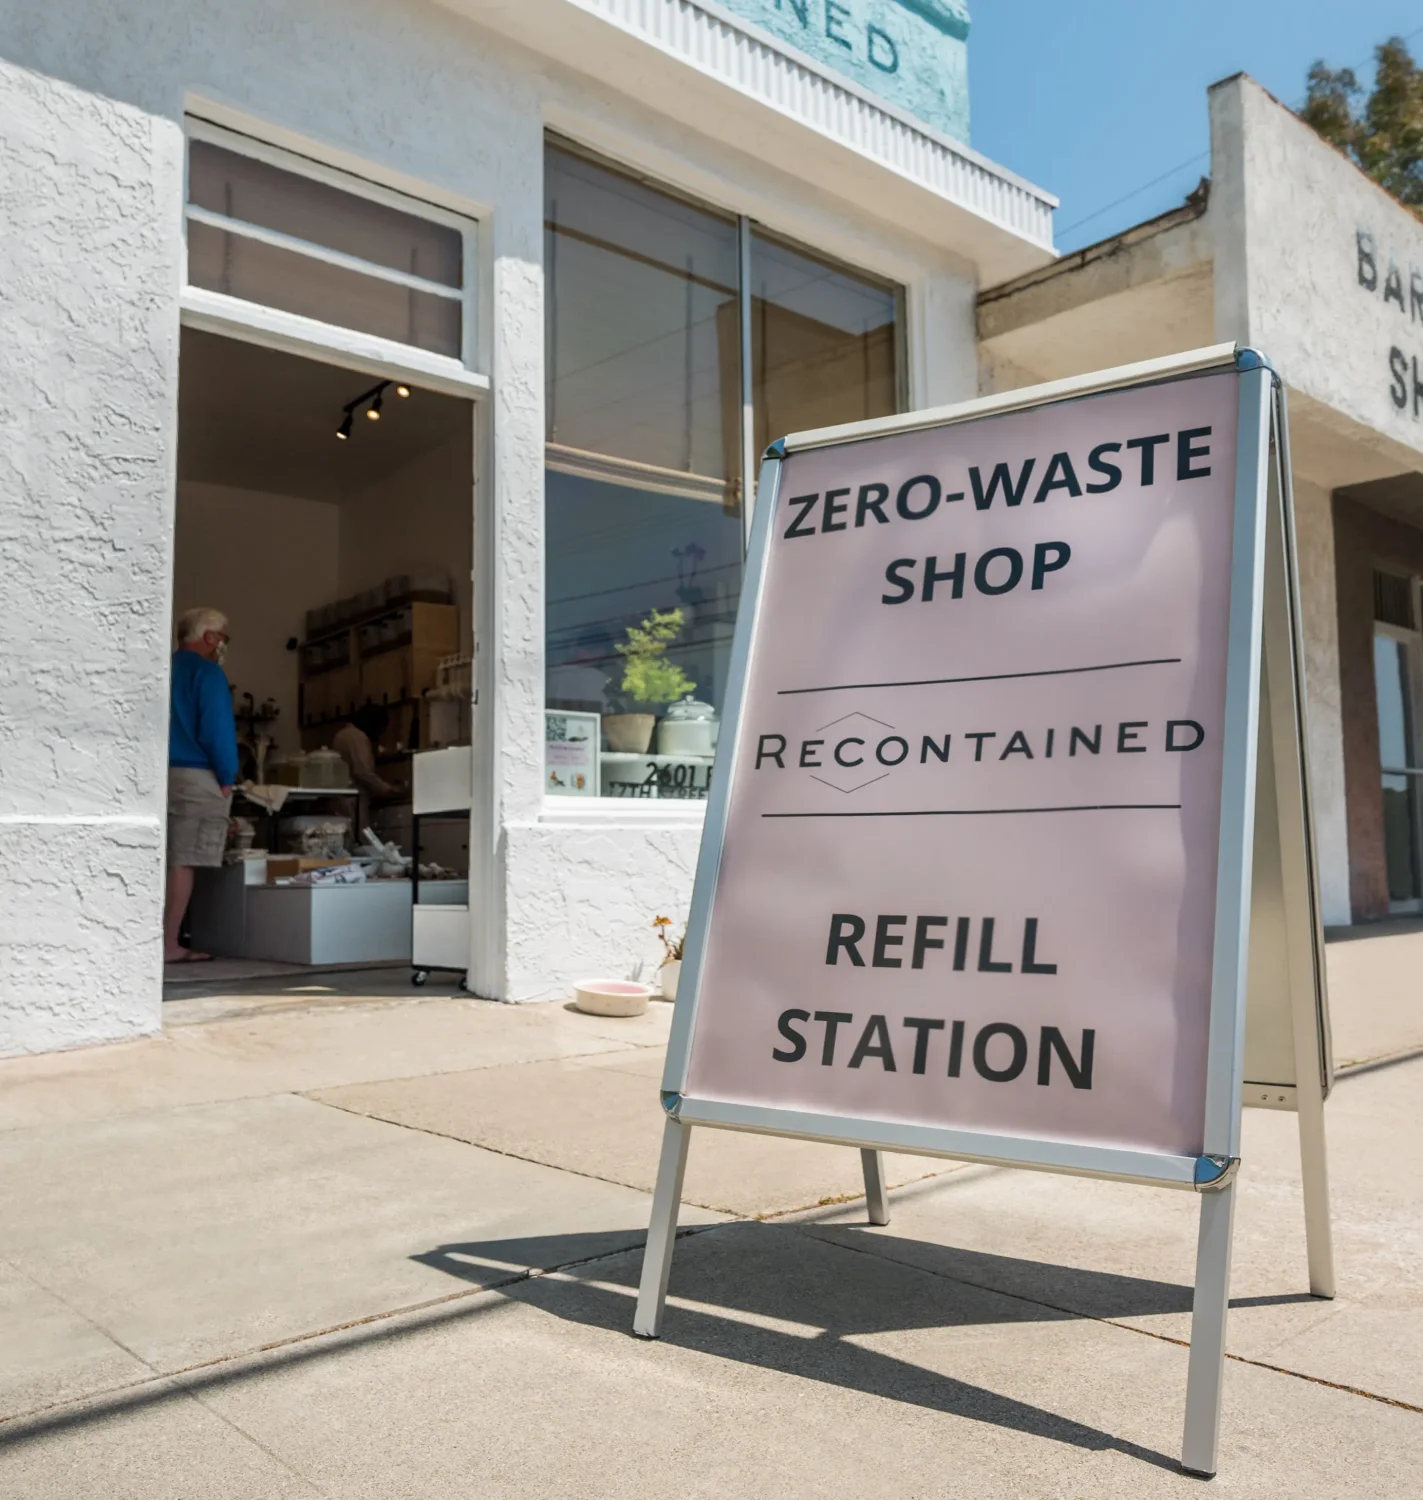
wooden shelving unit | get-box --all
[298,597,459,752]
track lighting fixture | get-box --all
[335,378,411,440]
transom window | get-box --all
[184,123,476,363]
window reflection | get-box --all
[543,142,904,799]
[546,147,740,491]
[750,230,901,459]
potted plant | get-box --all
[652,915,685,1000]
[604,609,697,754]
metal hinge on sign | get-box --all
[1193,1155,1240,1191]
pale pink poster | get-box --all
[683,372,1241,1159]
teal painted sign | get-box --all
[722,0,971,142]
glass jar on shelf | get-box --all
[656,696,719,757]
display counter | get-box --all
[189,860,412,964]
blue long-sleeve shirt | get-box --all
[169,650,239,786]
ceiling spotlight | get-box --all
[336,378,405,439]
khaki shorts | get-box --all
[167,768,232,868]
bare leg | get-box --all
[861,1149,890,1226]
[164,864,195,960]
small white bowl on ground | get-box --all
[572,978,653,1017]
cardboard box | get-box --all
[266,856,351,883]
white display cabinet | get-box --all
[411,745,473,986]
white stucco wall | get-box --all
[0,61,181,1056]
[1209,75,1423,468]
[0,0,986,1045]
[1290,477,1350,926]
[1,0,549,1050]
[1209,74,1423,926]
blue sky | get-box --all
[968,2,1423,253]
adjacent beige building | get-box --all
[979,74,1423,928]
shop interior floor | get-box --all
[162,957,411,999]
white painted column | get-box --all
[0,62,182,1056]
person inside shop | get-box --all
[165,606,238,964]
[332,704,405,832]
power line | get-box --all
[1057,24,1423,242]
[1057,151,1208,237]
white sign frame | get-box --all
[634,346,1333,1478]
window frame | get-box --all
[180,118,488,401]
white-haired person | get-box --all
[165,606,238,963]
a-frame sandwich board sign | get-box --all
[633,344,1333,1478]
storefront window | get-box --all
[543,142,903,801]
[749,230,903,460]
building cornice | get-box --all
[451,0,1057,274]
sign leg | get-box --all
[634,1117,691,1339]
[860,1148,890,1226]
[1296,1088,1335,1299]
[1181,1181,1238,1477]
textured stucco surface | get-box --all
[0,60,181,1054]
[1290,478,1349,926]
[1208,75,1423,470]
[0,0,983,1045]
[1208,75,1423,921]
[0,821,163,1057]
[504,823,704,998]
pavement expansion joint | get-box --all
[304,1092,918,1220]
[789,1220,1423,1418]
[1333,1042,1423,1081]
[0,1221,724,1437]
[303,1093,687,1202]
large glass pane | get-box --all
[1374,632,1415,770]
[1381,773,1422,903]
[187,220,461,356]
[749,231,900,459]
[1374,630,1423,905]
[189,140,463,287]
[544,146,743,798]
[545,146,740,482]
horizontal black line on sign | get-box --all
[777,657,1183,696]
[762,804,1183,819]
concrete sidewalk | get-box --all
[1,938,1422,1497]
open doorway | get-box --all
[167,327,475,993]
